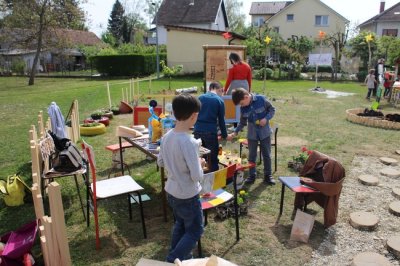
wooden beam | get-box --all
[48,182,72,266]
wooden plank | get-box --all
[40,236,50,266]
[30,125,38,142]
[38,111,45,138]
[42,216,57,265]
[48,182,72,266]
[32,183,45,220]
[30,141,40,182]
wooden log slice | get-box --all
[387,235,400,258]
[389,201,400,216]
[380,168,400,178]
[393,187,400,199]
[352,252,391,266]
[379,157,398,165]
[358,174,379,186]
[349,211,379,231]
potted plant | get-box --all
[90,110,104,120]
[288,146,312,172]
[111,105,120,115]
[102,109,113,119]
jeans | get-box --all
[166,193,204,262]
[366,88,373,99]
[248,136,272,178]
[194,131,219,172]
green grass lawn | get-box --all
[0,76,398,265]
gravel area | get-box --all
[307,154,400,266]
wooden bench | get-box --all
[105,142,134,173]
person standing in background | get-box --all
[224,52,252,95]
[365,69,376,101]
[194,81,227,172]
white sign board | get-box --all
[308,53,332,66]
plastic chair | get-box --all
[239,122,278,172]
[197,164,238,257]
[81,140,147,250]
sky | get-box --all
[82,0,399,37]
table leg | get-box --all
[233,171,240,241]
[161,167,168,222]
[276,183,285,224]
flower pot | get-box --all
[91,114,102,120]
[119,101,133,114]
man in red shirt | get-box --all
[224,53,252,94]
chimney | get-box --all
[380,0,385,13]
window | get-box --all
[382,29,398,37]
[315,15,328,26]
[253,17,265,27]
[287,14,294,21]
[258,17,265,26]
[273,26,279,33]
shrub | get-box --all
[254,67,273,80]
[11,59,25,75]
[357,70,368,82]
[302,65,332,73]
[92,53,167,76]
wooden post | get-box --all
[42,216,58,265]
[32,183,44,220]
[107,82,112,110]
[30,140,40,185]
[122,88,125,102]
[48,182,72,266]
[38,111,45,138]
[149,77,152,95]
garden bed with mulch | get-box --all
[346,108,400,130]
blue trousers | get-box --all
[166,194,204,262]
[248,136,272,178]
[194,131,219,172]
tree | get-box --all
[224,0,246,33]
[325,29,349,80]
[0,0,87,85]
[347,32,378,70]
[108,0,125,45]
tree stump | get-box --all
[349,211,379,231]
[393,187,400,199]
[389,201,400,216]
[380,168,400,178]
[387,235,400,258]
[352,252,391,266]
[358,175,379,186]
[379,157,398,166]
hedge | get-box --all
[92,53,167,76]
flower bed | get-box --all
[346,108,400,130]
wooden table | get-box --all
[120,136,210,222]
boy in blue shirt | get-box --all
[227,88,276,185]
[194,81,227,172]
[157,93,205,262]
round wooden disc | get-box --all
[349,211,379,230]
[380,168,400,178]
[387,235,400,258]
[389,201,400,216]
[352,252,391,266]
[380,157,398,165]
[358,174,379,186]
[393,187,400,199]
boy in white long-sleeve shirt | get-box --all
[157,93,205,262]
